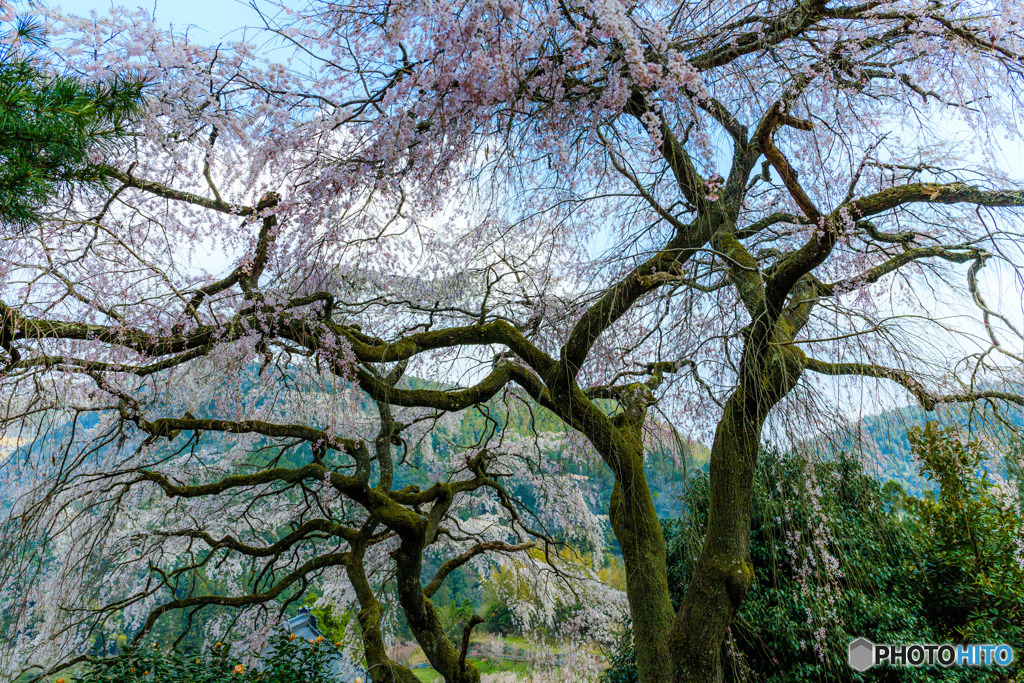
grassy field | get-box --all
[412,658,534,682]
[406,634,564,681]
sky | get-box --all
[48,0,281,278]
[55,0,268,40]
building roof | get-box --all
[281,609,370,683]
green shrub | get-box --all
[69,631,337,683]
[907,424,1024,648]
[599,620,637,683]
[601,446,1010,682]
[484,600,515,636]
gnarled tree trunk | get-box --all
[667,331,807,681]
[607,437,677,683]
[393,539,481,683]
[668,392,760,682]
[344,538,421,683]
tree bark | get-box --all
[393,540,480,683]
[344,544,421,683]
[536,380,679,683]
[599,396,677,683]
[608,444,677,683]
[668,392,760,682]
[668,333,806,682]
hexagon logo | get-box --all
[849,637,875,672]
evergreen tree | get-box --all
[0,5,144,229]
[908,424,1024,649]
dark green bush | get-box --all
[69,631,337,683]
[601,443,1022,683]
[484,600,515,636]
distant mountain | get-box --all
[0,371,710,525]
[817,391,1024,495]
[5,369,1017,517]
[391,377,710,518]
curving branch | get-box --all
[104,168,256,217]
[137,552,350,639]
[803,357,1024,411]
[824,245,985,294]
[850,183,1024,219]
[152,519,359,558]
[423,540,538,598]
[755,107,820,221]
[764,183,1024,313]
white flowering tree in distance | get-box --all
[1,0,1024,681]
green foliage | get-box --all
[438,598,476,644]
[669,450,953,682]
[823,388,1024,496]
[483,600,515,636]
[599,620,637,683]
[0,5,145,229]
[907,424,1024,647]
[70,632,336,683]
[603,442,1023,682]
[303,592,353,645]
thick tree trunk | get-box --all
[667,334,805,682]
[549,350,792,683]
[592,394,677,683]
[668,392,760,682]
[345,546,421,683]
[548,383,679,683]
[608,447,677,683]
[393,540,480,683]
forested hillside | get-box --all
[6,372,1019,518]
[818,390,1024,495]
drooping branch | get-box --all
[765,183,1024,314]
[138,551,350,640]
[152,520,359,558]
[803,358,1024,411]
[967,257,1024,364]
[850,183,1024,218]
[825,245,985,293]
